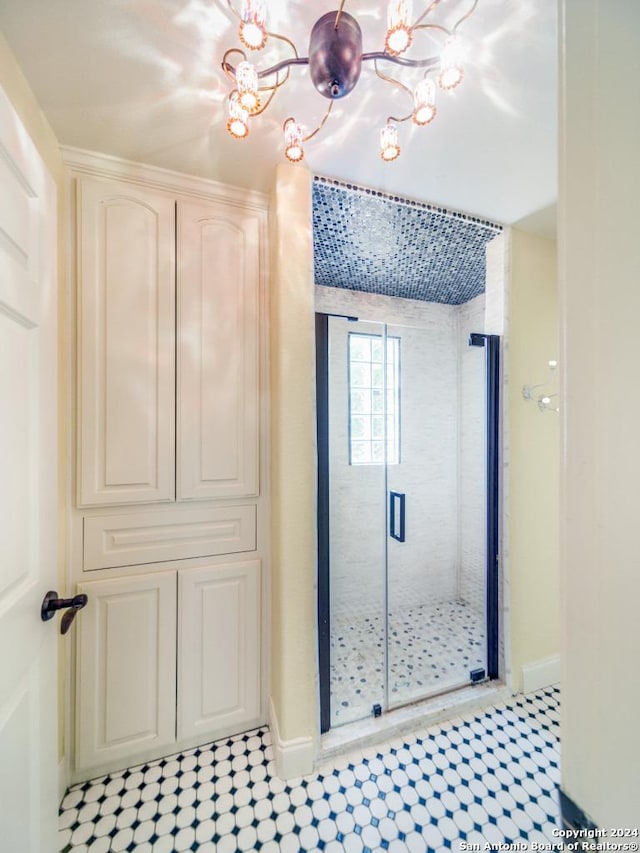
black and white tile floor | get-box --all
[331,599,486,725]
[59,687,561,853]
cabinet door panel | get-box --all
[177,201,260,500]
[83,504,257,570]
[77,177,176,506]
[178,561,261,741]
[75,572,177,773]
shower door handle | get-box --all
[389,491,405,542]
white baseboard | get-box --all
[269,697,315,780]
[521,655,561,694]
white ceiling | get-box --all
[0,0,557,230]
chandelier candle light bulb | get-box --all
[283,118,304,162]
[236,61,261,113]
[239,0,267,50]
[438,34,465,90]
[380,122,400,161]
[413,77,437,125]
[226,93,250,139]
[385,0,414,56]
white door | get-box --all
[0,85,59,851]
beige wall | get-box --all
[507,229,560,691]
[0,32,61,182]
[269,164,318,766]
[0,32,66,761]
[559,0,640,824]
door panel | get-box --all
[327,317,387,727]
[82,505,257,570]
[0,83,58,851]
[386,321,487,707]
[75,572,177,773]
[77,177,176,506]
[177,560,261,741]
[177,201,260,501]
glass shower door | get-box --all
[386,321,488,708]
[327,316,387,727]
[322,313,494,728]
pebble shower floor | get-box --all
[59,687,561,853]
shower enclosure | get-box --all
[316,312,499,732]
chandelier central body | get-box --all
[309,11,363,99]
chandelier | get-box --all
[221,0,478,163]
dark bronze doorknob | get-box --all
[41,590,88,634]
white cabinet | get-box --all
[75,560,261,774]
[77,179,176,507]
[75,572,177,772]
[178,560,261,742]
[76,178,262,510]
[65,154,268,781]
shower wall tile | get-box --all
[316,286,453,329]
[485,233,508,335]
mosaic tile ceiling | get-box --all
[313,178,502,306]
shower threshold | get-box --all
[320,680,509,763]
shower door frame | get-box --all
[316,313,500,734]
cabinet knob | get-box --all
[41,590,88,635]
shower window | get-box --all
[348,332,400,465]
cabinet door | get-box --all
[177,200,260,500]
[75,572,177,773]
[77,177,176,506]
[177,560,261,742]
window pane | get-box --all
[348,332,400,466]
[371,441,385,463]
[350,389,370,414]
[350,362,370,388]
[371,415,385,439]
[351,415,370,440]
[351,441,371,464]
[350,335,371,361]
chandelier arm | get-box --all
[222,48,248,84]
[258,66,290,95]
[256,56,310,78]
[362,52,440,70]
[411,0,444,30]
[252,71,288,116]
[387,111,414,124]
[225,0,241,20]
[412,23,452,36]
[453,0,479,33]
[223,55,309,81]
[302,99,334,143]
[265,30,300,59]
[334,0,347,30]
[374,59,413,98]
